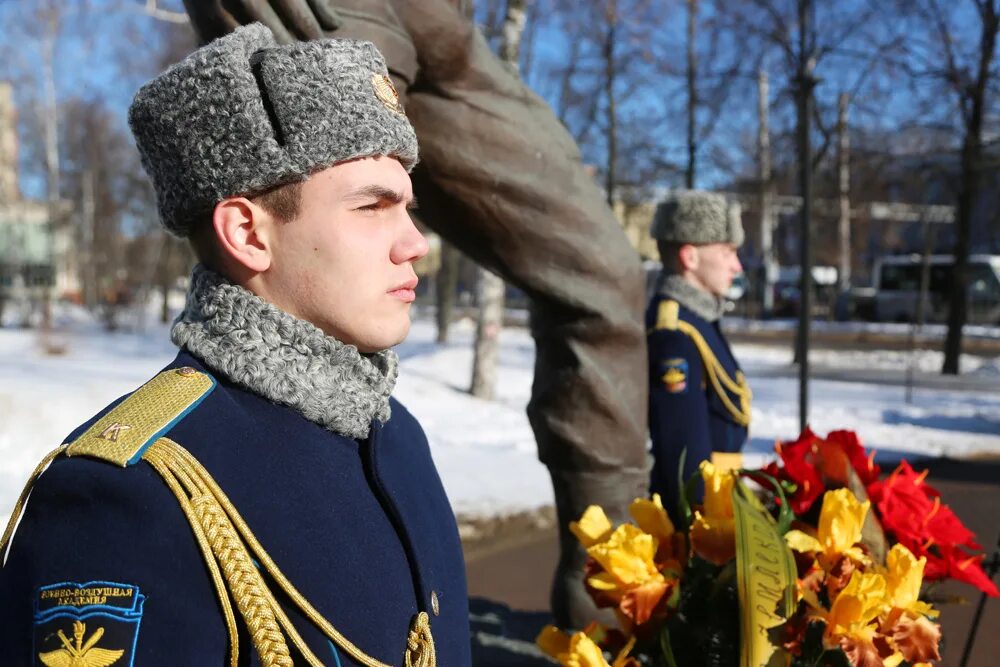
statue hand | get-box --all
[182,0,343,44]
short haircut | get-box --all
[188,180,304,266]
[657,240,685,272]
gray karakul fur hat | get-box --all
[650,190,744,246]
[128,23,418,238]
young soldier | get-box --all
[182,1,651,629]
[647,191,752,516]
[0,24,469,666]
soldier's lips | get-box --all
[389,288,416,302]
[388,278,418,303]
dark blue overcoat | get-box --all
[0,350,471,666]
[646,295,749,516]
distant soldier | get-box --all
[647,191,751,514]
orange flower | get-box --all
[586,524,672,626]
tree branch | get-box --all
[143,0,189,24]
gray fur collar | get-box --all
[171,265,398,439]
[657,273,726,323]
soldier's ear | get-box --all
[678,243,700,272]
[211,197,273,275]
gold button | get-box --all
[176,367,197,377]
[430,591,440,616]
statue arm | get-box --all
[181,0,342,44]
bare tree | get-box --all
[717,0,900,425]
[897,0,999,374]
[531,0,669,194]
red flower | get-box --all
[869,461,997,597]
[765,428,826,515]
[869,461,979,552]
[924,544,999,598]
[760,428,880,516]
[825,429,881,487]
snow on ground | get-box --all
[726,316,1000,341]
[1,306,999,527]
[733,343,996,375]
[740,351,1000,462]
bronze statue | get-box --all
[182,0,649,628]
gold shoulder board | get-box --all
[65,367,215,467]
[655,299,680,330]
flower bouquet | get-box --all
[536,428,999,667]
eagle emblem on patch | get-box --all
[38,621,123,666]
[371,73,404,115]
[661,358,688,394]
[33,582,145,667]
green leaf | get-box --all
[659,626,680,667]
[676,448,693,529]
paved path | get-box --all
[466,457,1000,666]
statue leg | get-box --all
[405,29,650,629]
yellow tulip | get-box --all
[571,505,614,548]
[536,625,572,658]
[587,524,662,589]
[629,493,675,542]
[690,462,736,564]
[534,626,636,667]
[585,523,673,625]
[824,571,889,647]
[564,633,612,667]
[885,544,938,619]
[785,488,869,568]
[700,461,735,519]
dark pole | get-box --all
[795,0,817,433]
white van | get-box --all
[872,254,1000,324]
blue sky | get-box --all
[0,0,994,199]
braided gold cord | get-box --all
[675,320,753,427]
[154,438,436,667]
[192,496,294,667]
[1,444,68,563]
[144,450,241,667]
[404,612,436,667]
[145,441,324,667]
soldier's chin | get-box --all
[359,317,412,353]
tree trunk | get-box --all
[159,235,173,325]
[41,8,60,331]
[603,0,617,207]
[471,0,528,398]
[435,241,460,343]
[837,92,850,291]
[942,2,997,375]
[81,168,97,308]
[470,269,505,399]
[758,69,775,317]
[794,0,816,431]
[685,0,698,189]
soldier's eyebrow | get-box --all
[344,184,416,208]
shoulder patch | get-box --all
[66,367,215,467]
[660,358,688,394]
[655,300,680,331]
[33,581,145,667]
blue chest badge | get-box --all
[33,581,145,667]
[661,358,689,394]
